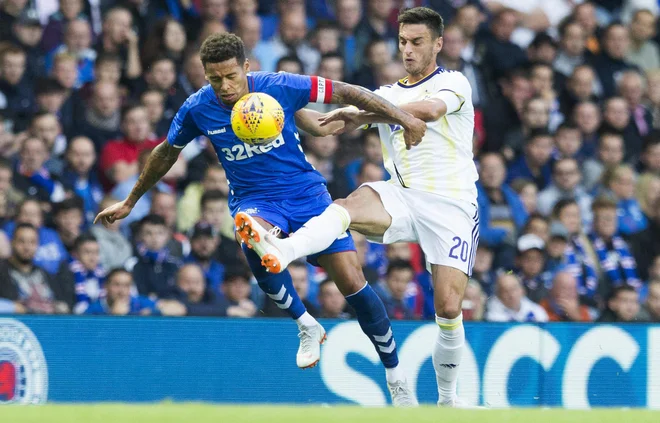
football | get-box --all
[231,92,285,145]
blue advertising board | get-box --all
[0,317,658,408]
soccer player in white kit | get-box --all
[236,7,479,406]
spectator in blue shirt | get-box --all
[168,263,231,317]
[44,19,96,88]
[3,198,68,274]
[506,129,554,190]
[52,197,85,256]
[374,260,416,320]
[61,136,104,227]
[589,197,641,298]
[221,270,258,318]
[69,234,105,314]
[478,152,529,249]
[604,164,648,235]
[13,136,66,205]
[343,129,387,193]
[132,214,181,299]
[86,268,159,316]
[515,234,553,303]
[185,222,224,294]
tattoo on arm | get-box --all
[331,81,412,126]
[126,140,180,207]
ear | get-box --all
[435,36,443,55]
[244,58,250,73]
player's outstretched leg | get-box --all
[431,264,468,407]
[241,243,326,369]
[318,253,418,407]
[235,203,351,273]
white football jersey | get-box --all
[373,68,478,203]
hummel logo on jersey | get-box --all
[208,128,227,135]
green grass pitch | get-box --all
[2,404,660,423]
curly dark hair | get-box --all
[397,7,444,37]
[199,33,246,68]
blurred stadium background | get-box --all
[1,0,660,419]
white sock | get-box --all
[432,313,465,404]
[287,204,351,259]
[296,311,317,328]
[385,365,406,384]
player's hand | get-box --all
[402,116,426,150]
[318,107,362,135]
[94,199,133,227]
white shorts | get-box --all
[361,181,480,276]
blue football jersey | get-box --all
[167,72,334,208]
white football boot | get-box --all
[438,396,486,409]
[387,379,419,407]
[234,212,294,273]
[296,322,327,369]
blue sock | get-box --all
[242,244,307,319]
[345,283,399,368]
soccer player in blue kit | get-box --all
[95,33,426,406]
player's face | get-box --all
[204,58,250,105]
[398,23,442,78]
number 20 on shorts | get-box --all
[448,236,469,262]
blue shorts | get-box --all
[231,188,356,267]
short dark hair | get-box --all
[73,233,98,251]
[527,128,553,143]
[120,102,145,122]
[397,7,444,37]
[319,277,337,292]
[14,222,38,237]
[602,22,626,41]
[34,77,66,96]
[53,196,84,216]
[224,269,251,283]
[148,55,175,70]
[320,52,344,64]
[523,212,549,231]
[510,177,535,194]
[386,259,414,276]
[643,130,660,152]
[552,198,579,219]
[276,55,303,73]
[609,284,637,300]
[0,156,11,171]
[556,122,579,133]
[95,53,122,68]
[201,190,227,208]
[106,268,132,283]
[558,18,580,39]
[199,33,246,68]
[139,214,167,228]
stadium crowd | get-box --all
[0,0,659,323]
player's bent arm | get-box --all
[294,108,343,137]
[330,81,418,129]
[357,99,449,125]
[125,140,180,207]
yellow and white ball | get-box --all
[231,92,285,145]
